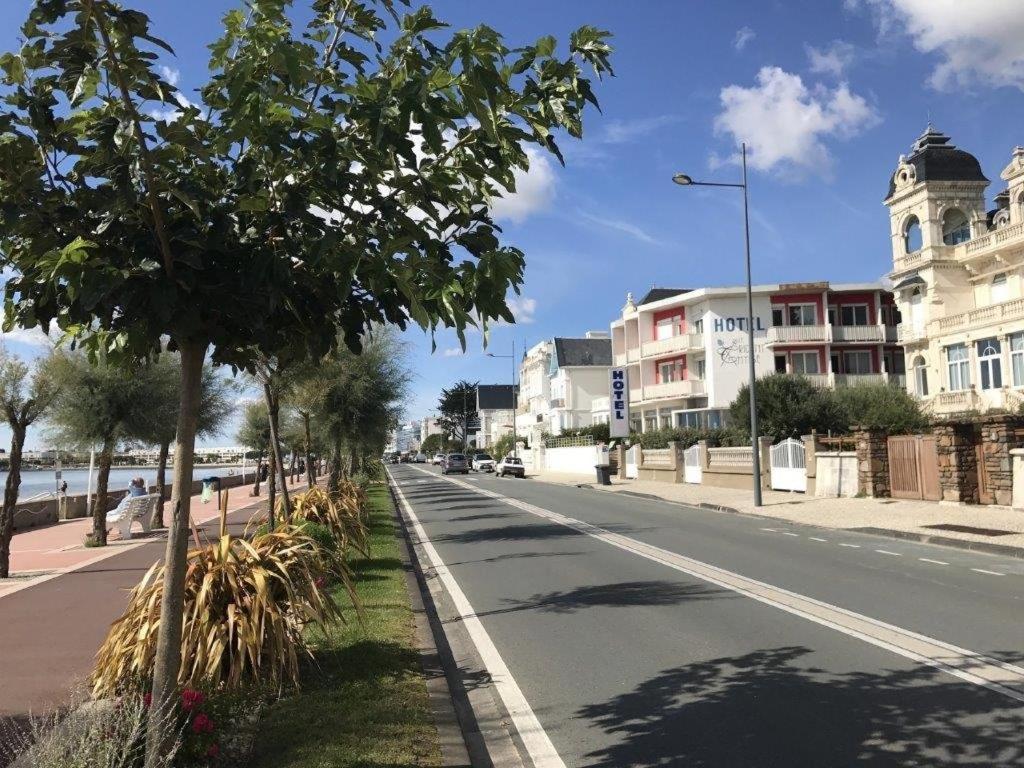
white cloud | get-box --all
[854,0,1024,90]
[576,211,661,245]
[159,66,180,87]
[713,66,880,176]
[442,347,464,357]
[507,296,537,324]
[146,92,194,123]
[1,320,59,349]
[601,115,680,144]
[733,27,756,51]
[806,41,856,77]
[490,146,556,223]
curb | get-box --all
[551,480,1024,561]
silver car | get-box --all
[441,453,470,475]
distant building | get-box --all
[475,384,518,449]
[392,422,421,453]
[420,417,444,445]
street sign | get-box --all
[609,367,630,438]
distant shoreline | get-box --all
[11,462,246,472]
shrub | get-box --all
[92,530,341,697]
[729,374,846,441]
[559,423,611,443]
[286,486,368,554]
[635,426,745,449]
[832,383,928,435]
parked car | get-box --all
[432,453,445,465]
[472,454,496,472]
[441,453,470,475]
[414,452,427,463]
[384,452,399,464]
[496,455,525,478]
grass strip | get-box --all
[250,484,442,768]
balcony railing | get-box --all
[766,325,831,344]
[896,323,927,344]
[641,379,706,401]
[832,373,887,387]
[641,333,703,358]
[831,325,884,343]
[935,298,1024,334]
[962,221,1024,258]
[549,398,565,409]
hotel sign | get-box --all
[609,367,630,438]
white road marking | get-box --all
[919,558,949,566]
[412,465,1024,704]
[838,543,860,549]
[780,532,800,537]
[759,527,778,532]
[971,568,1006,577]
[809,537,828,543]
[389,471,566,768]
[875,549,902,556]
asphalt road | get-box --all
[388,463,1024,767]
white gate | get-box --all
[770,438,807,492]
[625,445,640,479]
[683,444,702,484]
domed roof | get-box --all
[886,126,988,199]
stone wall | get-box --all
[854,427,889,498]
[933,421,978,503]
[978,414,1024,506]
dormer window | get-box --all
[942,208,971,245]
[904,216,922,253]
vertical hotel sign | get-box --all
[609,367,630,438]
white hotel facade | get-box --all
[611,284,903,432]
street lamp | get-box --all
[673,142,762,507]
[486,340,517,457]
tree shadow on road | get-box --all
[577,646,1024,767]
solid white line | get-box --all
[389,471,566,768]
[780,532,800,537]
[838,543,860,548]
[412,466,1024,704]
[919,558,949,566]
[971,568,1006,577]
[759,527,777,532]
[875,549,902,556]
[809,537,828,543]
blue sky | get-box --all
[1,1,1023,445]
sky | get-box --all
[2,0,1024,446]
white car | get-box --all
[432,453,445,465]
[472,454,496,472]
[414,452,427,463]
[496,456,526,478]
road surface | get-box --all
[388,463,1024,767]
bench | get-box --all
[107,493,160,540]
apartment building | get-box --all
[887,127,1024,415]
[475,384,518,449]
[514,334,612,442]
[611,284,901,432]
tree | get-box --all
[421,433,445,455]
[0,350,59,578]
[46,353,154,545]
[728,375,846,442]
[438,381,479,450]
[237,401,271,497]
[130,358,236,527]
[0,3,610,761]
[284,361,332,488]
[833,383,928,435]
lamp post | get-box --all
[673,142,762,507]
[486,340,517,457]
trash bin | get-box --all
[595,465,611,486]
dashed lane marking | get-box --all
[875,550,902,557]
[972,568,1006,577]
[919,558,949,566]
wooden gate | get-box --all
[888,435,941,501]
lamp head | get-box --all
[672,173,693,186]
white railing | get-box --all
[707,446,753,468]
[961,221,1024,257]
[893,249,924,272]
[641,448,673,466]
[930,389,980,414]
[766,325,831,344]
[641,333,703,358]
[889,374,907,390]
[833,373,886,387]
[896,323,927,344]
[642,379,706,401]
[831,325,884,343]
[936,298,1024,333]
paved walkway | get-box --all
[528,470,1024,551]
[0,479,305,716]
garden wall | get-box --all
[814,452,858,498]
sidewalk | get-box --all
[0,479,305,716]
[529,470,1024,553]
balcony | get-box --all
[935,297,1024,334]
[960,221,1024,260]
[641,379,706,401]
[626,348,640,363]
[549,398,565,409]
[832,373,887,387]
[831,325,884,344]
[641,333,703,358]
[896,323,927,344]
[766,325,831,345]
[891,245,954,275]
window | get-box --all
[695,359,706,380]
[788,304,817,326]
[830,353,840,373]
[655,314,682,340]
[827,305,837,326]
[839,304,869,326]
[658,359,684,382]
[771,306,784,326]
[774,354,787,374]
[791,351,820,375]
[842,350,873,374]
[1012,333,1024,387]
[880,303,901,326]
[942,208,971,245]
[992,273,1008,304]
[976,338,1002,390]
[693,318,704,334]
[946,343,970,391]
[914,356,929,397]
[883,350,906,375]
[904,215,922,253]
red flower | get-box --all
[142,692,152,709]
[315,576,326,589]
[181,689,206,711]
[206,742,220,758]
[191,712,215,734]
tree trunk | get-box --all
[328,436,342,494]
[350,449,361,477]
[263,382,290,520]
[92,436,116,546]
[0,423,27,579]
[267,442,276,529]
[145,340,207,768]
[153,439,170,528]
[251,450,263,496]
[303,412,315,488]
